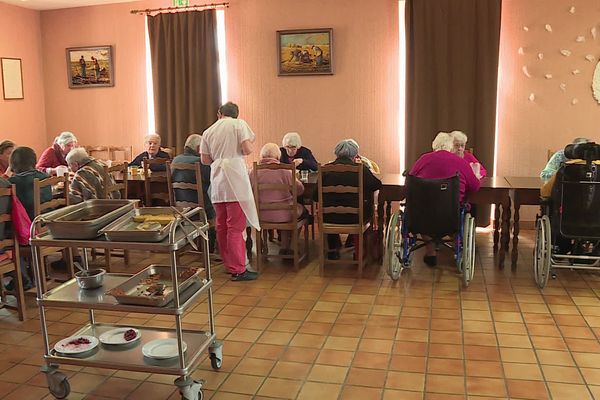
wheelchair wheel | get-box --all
[462,213,476,287]
[385,210,403,281]
[534,215,551,288]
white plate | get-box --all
[54,335,99,354]
[99,328,141,345]
[142,338,187,360]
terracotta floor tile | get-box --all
[428,343,464,359]
[547,382,593,400]
[389,355,427,373]
[126,382,177,400]
[358,338,394,354]
[462,332,497,347]
[464,360,503,378]
[386,371,425,391]
[323,336,360,351]
[329,324,365,338]
[219,373,265,395]
[307,364,349,383]
[500,347,537,363]
[503,362,543,380]
[351,351,390,369]
[466,377,507,397]
[315,349,354,366]
[396,328,429,342]
[536,350,575,366]
[427,358,464,376]
[3,385,50,400]
[382,389,423,400]
[90,376,142,399]
[340,385,382,400]
[296,382,341,400]
[464,345,500,361]
[393,341,428,356]
[256,330,293,345]
[496,334,532,348]
[429,330,462,345]
[269,361,311,380]
[266,319,301,333]
[233,357,276,376]
[506,379,549,400]
[426,374,466,395]
[256,377,302,399]
[246,343,285,360]
[0,364,41,384]
[280,346,319,364]
[68,372,108,393]
[541,365,584,384]
[530,336,568,351]
[346,367,387,387]
[298,321,332,335]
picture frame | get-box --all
[66,45,114,88]
[1,58,24,100]
[277,28,333,76]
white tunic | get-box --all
[200,117,260,229]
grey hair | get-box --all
[572,137,591,144]
[55,131,77,146]
[282,132,302,148]
[144,133,161,145]
[334,139,359,159]
[219,102,239,118]
[184,134,202,151]
[260,143,281,160]
[449,130,468,144]
[65,147,90,165]
[432,132,454,151]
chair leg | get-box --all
[13,255,26,321]
[105,249,112,273]
[124,250,130,265]
[304,224,309,261]
[256,229,262,273]
[310,203,316,240]
[65,248,75,279]
[358,232,364,278]
[292,228,299,272]
[319,231,326,276]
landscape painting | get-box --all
[66,46,114,88]
[278,28,333,76]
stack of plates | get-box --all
[142,339,187,359]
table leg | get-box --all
[377,199,385,263]
[245,227,253,261]
[493,203,500,251]
[499,201,511,269]
[512,203,520,267]
[504,197,511,252]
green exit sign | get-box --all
[173,0,190,6]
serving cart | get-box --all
[30,205,222,400]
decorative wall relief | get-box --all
[593,61,600,104]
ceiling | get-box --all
[1,0,135,11]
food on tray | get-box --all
[132,214,175,225]
[67,337,91,346]
[124,329,137,341]
[136,221,162,231]
[145,283,166,296]
[178,267,198,280]
[108,288,125,296]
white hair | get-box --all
[282,132,302,148]
[144,133,161,145]
[260,143,281,160]
[449,130,468,144]
[184,134,202,151]
[65,147,89,165]
[572,137,591,144]
[55,131,77,146]
[432,132,454,151]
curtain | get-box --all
[147,10,221,152]
[405,0,502,170]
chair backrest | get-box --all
[33,174,69,217]
[109,146,133,162]
[405,174,460,236]
[0,184,17,252]
[143,158,171,206]
[162,147,176,158]
[252,162,299,227]
[318,163,364,227]
[168,162,204,208]
[83,146,111,161]
[103,161,128,200]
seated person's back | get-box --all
[66,147,121,203]
[9,147,52,220]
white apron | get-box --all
[212,158,260,230]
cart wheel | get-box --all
[462,214,476,288]
[181,389,203,400]
[385,210,403,281]
[208,340,223,371]
[210,353,222,370]
[46,371,70,399]
[534,215,551,288]
[176,377,204,400]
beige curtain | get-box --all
[405,0,502,171]
[147,10,221,152]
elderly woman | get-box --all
[66,147,120,203]
[131,133,171,171]
[36,132,78,175]
[321,139,382,260]
[410,132,481,266]
[541,137,591,182]
[0,140,15,177]
[449,131,486,179]
[251,143,307,255]
[279,132,318,171]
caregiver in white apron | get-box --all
[201,102,260,281]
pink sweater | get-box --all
[250,158,305,223]
[463,151,487,178]
[410,150,481,201]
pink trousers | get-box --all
[214,202,246,275]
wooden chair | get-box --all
[33,174,74,292]
[252,162,309,271]
[109,146,133,162]
[0,184,27,320]
[162,147,176,158]
[318,163,372,278]
[84,146,111,161]
[168,162,205,209]
[143,158,171,206]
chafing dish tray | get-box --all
[99,207,204,243]
[106,265,203,307]
[42,199,137,239]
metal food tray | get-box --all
[106,265,203,307]
[99,207,203,243]
[43,199,137,239]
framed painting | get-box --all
[277,28,333,76]
[66,45,114,88]
[1,58,24,100]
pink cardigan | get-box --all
[250,158,305,223]
[410,150,481,201]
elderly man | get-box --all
[172,134,216,250]
[130,133,171,171]
[201,102,259,281]
[66,147,120,203]
[37,131,78,175]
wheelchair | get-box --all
[384,174,476,286]
[534,143,600,288]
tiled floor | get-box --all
[1,230,600,399]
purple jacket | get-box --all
[410,150,480,201]
[250,158,305,223]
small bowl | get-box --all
[75,269,106,290]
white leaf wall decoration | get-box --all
[518,47,524,55]
[593,61,600,104]
[572,69,581,75]
[523,26,529,32]
[545,24,553,32]
[522,66,532,78]
[576,36,585,42]
[538,53,544,60]
[529,93,536,101]
[545,74,553,79]
[561,49,572,56]
[560,83,567,92]
[586,54,596,62]
[572,98,579,105]
[592,27,597,39]
[569,6,575,13]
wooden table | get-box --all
[376,174,512,268]
[505,176,541,266]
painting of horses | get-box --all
[278,28,333,76]
[66,46,114,88]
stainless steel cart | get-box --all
[30,209,221,400]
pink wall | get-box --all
[0,2,46,155]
